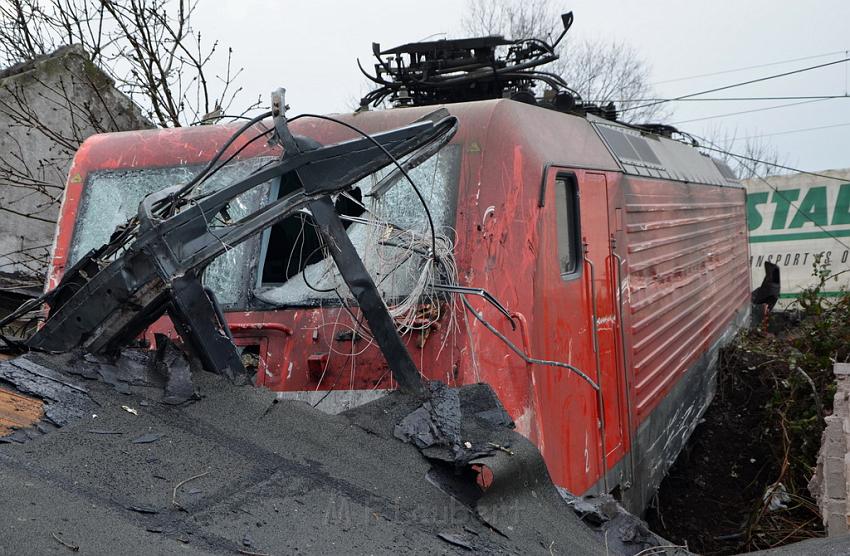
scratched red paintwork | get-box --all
[622,178,750,418]
[47,99,750,498]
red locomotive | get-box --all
[39,18,750,513]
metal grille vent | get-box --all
[597,125,662,167]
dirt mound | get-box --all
[649,293,850,554]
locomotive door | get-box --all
[533,168,628,494]
[577,171,626,487]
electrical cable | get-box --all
[653,50,849,85]
[266,207,419,339]
[670,97,833,125]
[134,108,274,237]
[460,296,599,391]
[294,113,440,262]
[192,126,277,193]
[300,243,338,294]
[730,121,850,142]
[286,214,312,284]
[587,95,850,104]
[331,289,375,343]
[691,140,850,184]
[621,56,850,113]
[746,172,850,253]
[263,238,376,342]
[170,109,273,201]
[587,95,850,103]
[0,290,52,343]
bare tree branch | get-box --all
[0,1,252,282]
[0,0,247,128]
[703,123,787,180]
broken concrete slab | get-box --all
[3,350,848,554]
[558,490,688,556]
[0,354,611,555]
[748,533,850,555]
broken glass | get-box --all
[254,144,461,306]
[69,157,276,306]
[68,143,460,310]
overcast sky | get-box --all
[194,0,850,173]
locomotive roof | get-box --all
[74,99,738,189]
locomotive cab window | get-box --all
[555,175,580,277]
[257,174,365,286]
[254,144,461,307]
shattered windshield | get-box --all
[254,144,460,306]
[68,145,460,310]
[68,157,276,306]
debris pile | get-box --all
[0,350,613,555]
[560,491,689,555]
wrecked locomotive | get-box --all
[32,17,749,514]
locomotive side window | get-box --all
[555,175,580,277]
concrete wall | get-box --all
[810,362,850,535]
[0,45,152,284]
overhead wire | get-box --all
[84,110,276,254]
[730,121,850,142]
[311,293,377,408]
[586,95,850,103]
[250,115,458,347]
[7,111,448,358]
[620,56,850,113]
[653,50,849,85]
[192,126,277,194]
[692,140,850,184]
[293,113,440,262]
[171,109,273,201]
[670,97,834,125]
[182,110,451,344]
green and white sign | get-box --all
[745,169,850,304]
